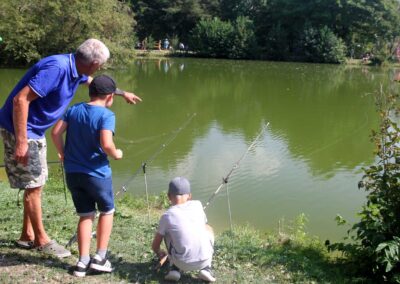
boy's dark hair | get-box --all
[89,75,116,97]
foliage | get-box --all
[131,0,207,44]
[189,16,257,59]
[1,0,400,64]
[229,16,258,59]
[189,17,235,58]
[299,25,347,63]
[0,0,136,66]
[330,89,400,282]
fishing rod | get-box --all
[115,112,197,197]
[66,113,197,247]
[203,122,269,210]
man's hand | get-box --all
[123,91,142,104]
[14,141,29,166]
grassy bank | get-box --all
[0,169,362,283]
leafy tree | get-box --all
[299,25,347,63]
[0,0,135,66]
[131,0,206,43]
[189,17,234,58]
[229,16,258,59]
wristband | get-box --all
[114,88,125,96]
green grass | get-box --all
[0,168,364,283]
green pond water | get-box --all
[1,58,399,241]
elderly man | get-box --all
[0,38,141,258]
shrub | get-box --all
[189,17,234,58]
[299,25,347,63]
[330,89,400,282]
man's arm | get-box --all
[85,76,142,104]
[51,120,68,161]
[114,88,142,104]
[13,86,39,166]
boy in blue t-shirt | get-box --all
[51,75,122,277]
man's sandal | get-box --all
[15,240,35,249]
[36,240,71,258]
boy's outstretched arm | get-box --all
[51,119,68,161]
[100,129,123,160]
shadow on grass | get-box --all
[109,253,209,283]
[0,240,70,271]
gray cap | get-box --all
[168,177,191,195]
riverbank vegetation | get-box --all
[1,0,400,65]
[328,89,400,283]
[0,171,361,283]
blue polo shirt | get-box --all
[0,54,88,139]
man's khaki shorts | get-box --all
[0,128,48,189]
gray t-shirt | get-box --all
[158,200,213,264]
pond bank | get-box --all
[0,170,362,283]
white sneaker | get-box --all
[89,254,113,273]
[198,269,216,282]
[73,261,88,277]
[164,270,181,281]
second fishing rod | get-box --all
[203,123,269,230]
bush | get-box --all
[330,90,400,282]
[189,17,234,58]
[189,16,258,59]
[299,25,347,63]
[229,16,258,59]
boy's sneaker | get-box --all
[73,261,88,277]
[164,269,181,281]
[89,254,113,273]
[198,267,216,282]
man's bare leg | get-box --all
[23,186,50,247]
[19,197,35,242]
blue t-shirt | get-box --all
[63,102,115,178]
[0,54,88,138]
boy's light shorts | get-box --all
[0,128,48,189]
[169,229,214,272]
[171,257,212,272]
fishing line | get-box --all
[203,122,269,211]
[142,163,151,224]
[60,162,67,204]
[115,112,197,197]
[226,183,233,232]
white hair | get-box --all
[76,38,110,65]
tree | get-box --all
[0,0,136,66]
[131,0,207,43]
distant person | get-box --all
[0,38,141,258]
[163,38,170,50]
[152,177,216,282]
[51,75,123,277]
[179,42,185,51]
